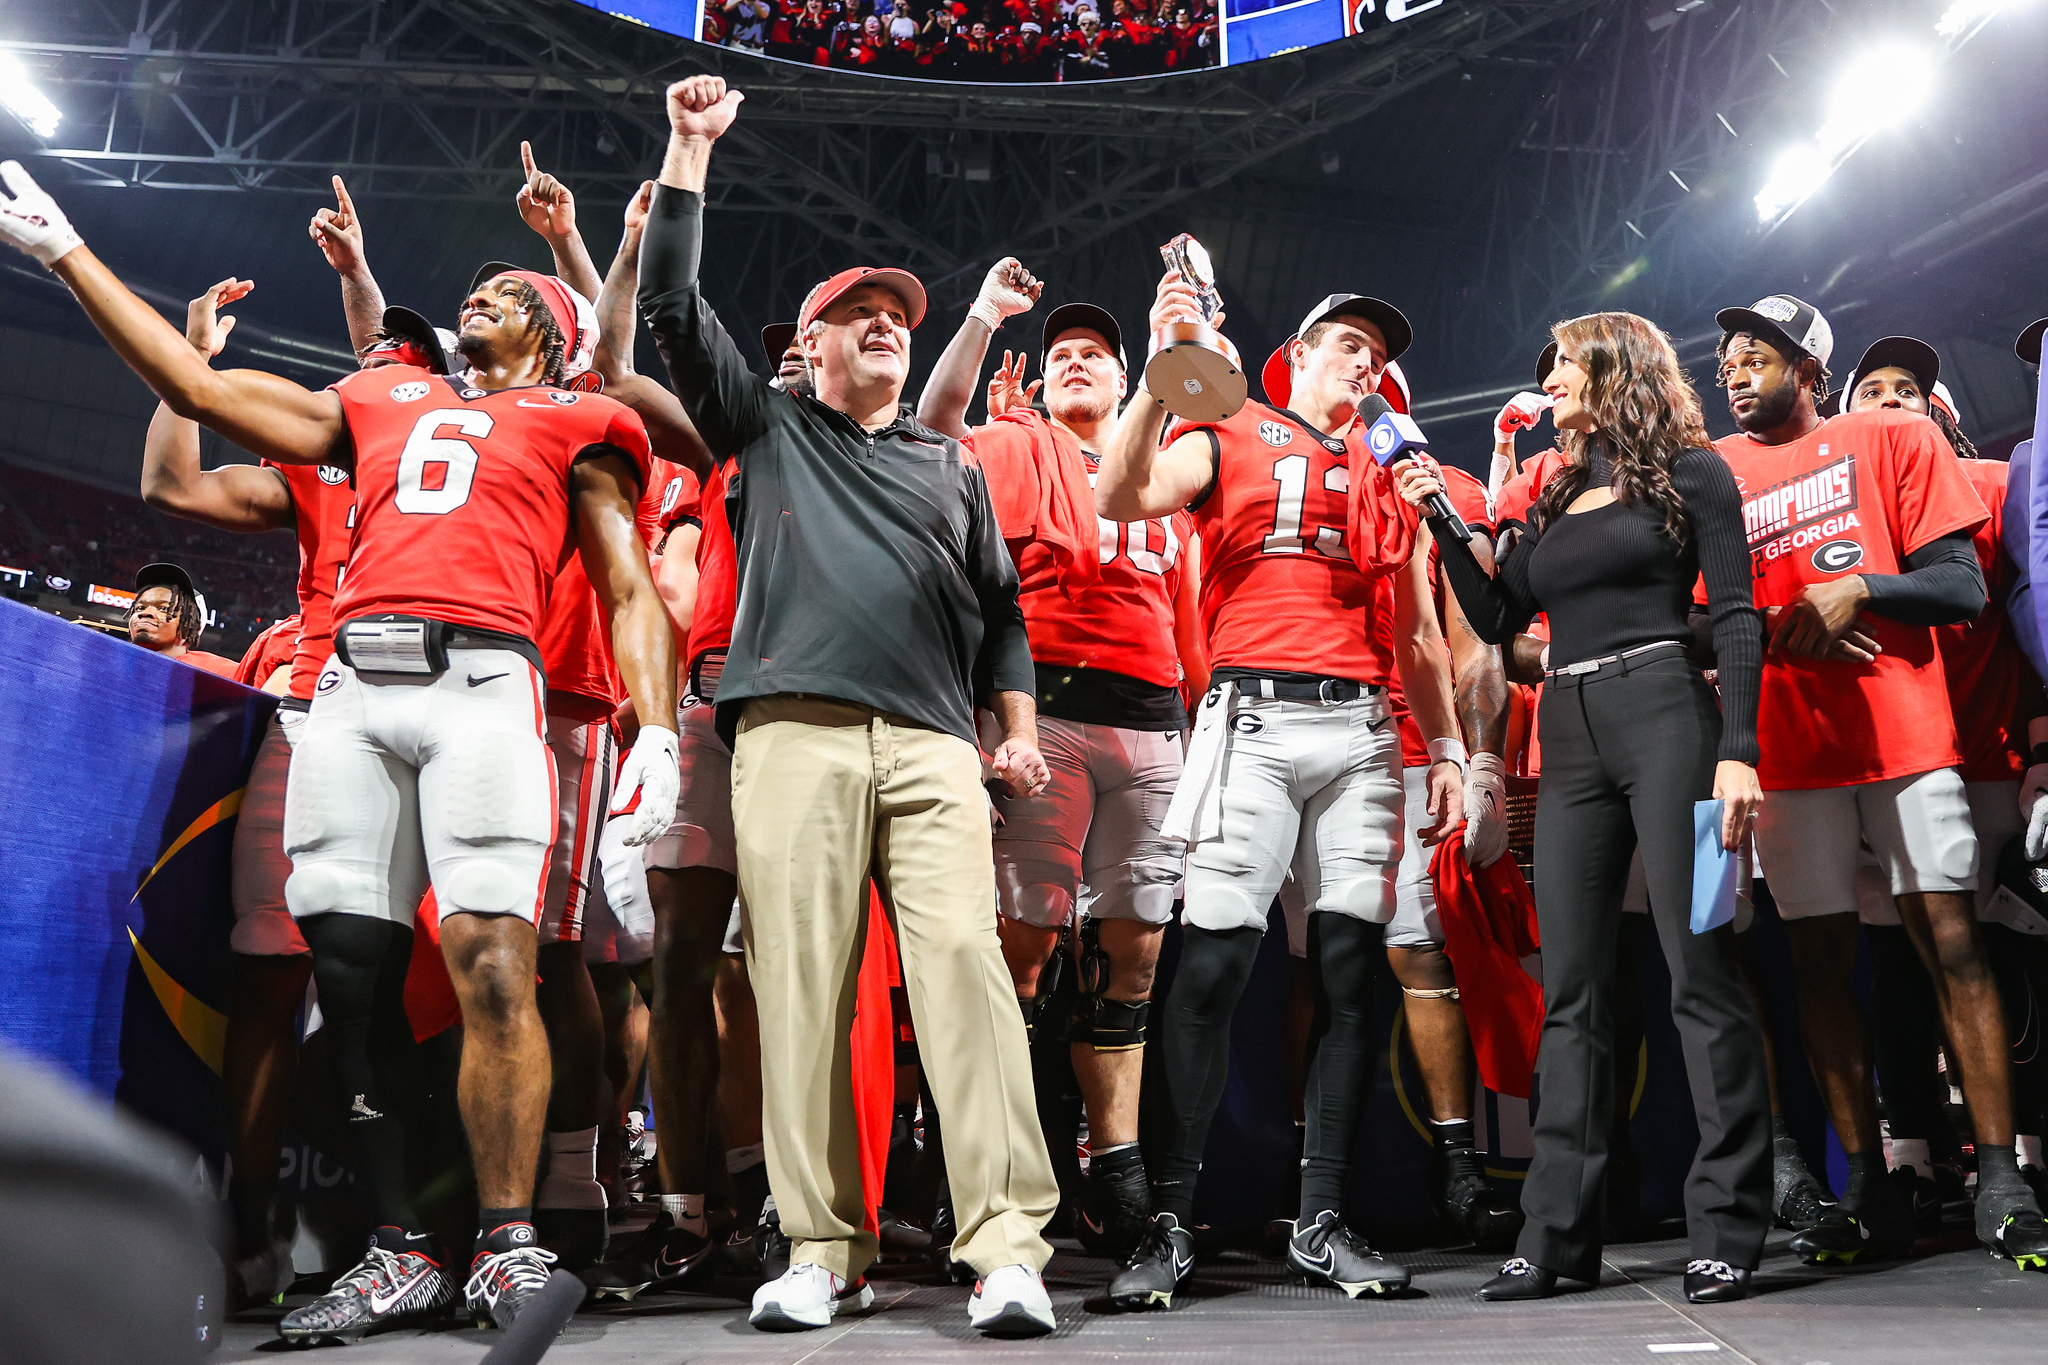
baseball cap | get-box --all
[467,263,600,378]
[1845,336,1939,404]
[1259,292,1414,408]
[799,267,928,332]
[1041,303,1124,370]
[761,322,799,366]
[1535,340,1558,389]
[133,563,207,625]
[2018,317,2047,366]
[1715,293,1834,368]
[374,305,458,375]
[1378,360,1411,415]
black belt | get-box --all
[1542,639,1687,684]
[1212,669,1384,703]
[334,615,547,681]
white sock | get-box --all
[1887,1137,1932,1173]
[2018,1135,2044,1169]
[660,1192,708,1236]
[537,1126,607,1210]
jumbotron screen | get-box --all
[583,0,1447,82]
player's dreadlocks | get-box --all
[131,582,205,647]
[509,279,570,387]
[1931,401,1980,460]
[1716,328,1832,406]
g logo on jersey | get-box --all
[548,390,579,406]
[317,465,348,485]
[1812,539,1864,573]
[1258,421,1292,448]
[389,381,430,402]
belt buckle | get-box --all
[1317,679,1341,702]
[1561,658,1599,677]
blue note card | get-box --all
[1692,799,1739,934]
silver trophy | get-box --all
[1145,234,1246,422]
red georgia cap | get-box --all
[799,267,928,332]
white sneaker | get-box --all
[749,1263,874,1332]
[968,1264,1055,1337]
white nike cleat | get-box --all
[749,1263,874,1331]
[968,1264,1056,1337]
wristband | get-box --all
[966,297,1005,332]
[1427,737,1469,772]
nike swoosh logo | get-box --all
[466,672,508,687]
[1172,1249,1193,1275]
[1367,717,1391,732]
[367,1269,427,1314]
[657,1244,707,1274]
[516,398,556,407]
[1296,1244,1335,1273]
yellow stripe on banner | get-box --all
[127,928,227,1075]
[132,788,244,901]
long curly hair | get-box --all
[1530,311,1712,545]
[509,280,570,386]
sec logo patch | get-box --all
[317,465,348,485]
[1231,713,1265,734]
[389,381,430,402]
[1812,539,1864,574]
[1258,421,1291,448]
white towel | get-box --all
[1162,681,1235,853]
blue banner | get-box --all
[0,596,273,1165]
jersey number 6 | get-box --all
[395,408,491,515]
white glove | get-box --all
[0,161,83,267]
[1493,390,1554,442]
[966,256,1039,331]
[596,818,656,948]
[1463,751,1510,869]
[2024,718,2048,860]
[608,724,681,847]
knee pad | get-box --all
[1075,994,1150,1051]
[285,862,370,922]
[436,854,539,919]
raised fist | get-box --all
[666,75,744,141]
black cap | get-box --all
[378,305,455,375]
[1041,303,1125,370]
[1715,294,1834,367]
[1291,293,1412,363]
[1535,340,1558,390]
[1843,336,1939,409]
[2018,318,2048,366]
[135,562,195,599]
[762,322,799,367]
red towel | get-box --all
[965,410,1100,599]
[852,885,899,1235]
[1344,451,1423,585]
[1428,839,1543,1099]
[404,890,463,1044]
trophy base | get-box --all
[1145,329,1247,423]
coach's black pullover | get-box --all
[638,185,1033,747]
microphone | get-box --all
[1362,402,1471,542]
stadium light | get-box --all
[1935,0,2031,39]
[1754,42,1935,224]
[0,52,62,139]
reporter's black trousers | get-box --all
[1518,649,1771,1281]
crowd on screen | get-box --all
[702,0,1220,79]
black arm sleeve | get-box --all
[964,460,1036,701]
[1860,532,1987,626]
[1427,517,1539,646]
[636,186,771,459]
[1671,449,1762,765]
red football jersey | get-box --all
[267,459,356,700]
[329,368,651,644]
[1390,464,1493,766]
[1182,401,1392,684]
[688,457,738,667]
[1716,409,1987,791]
[1492,447,1570,532]
[1941,459,2025,783]
[969,417,1191,690]
[645,456,695,551]
[235,614,301,690]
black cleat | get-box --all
[759,1197,793,1283]
[924,1191,972,1284]
[1077,1148,1154,1261]
[876,1210,934,1260]
[1772,1133,1831,1231]
[533,1206,609,1272]
[276,1231,455,1346]
[465,1244,560,1331]
[1109,1212,1193,1310]
[1789,1178,1914,1267]
[1286,1209,1410,1298]
[1977,1162,2048,1271]
[579,1211,715,1301]
[1890,1164,1944,1234]
[1434,1145,1523,1251]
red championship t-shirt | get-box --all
[1715,409,1987,791]
[1389,464,1494,766]
[329,368,651,644]
[1181,401,1392,684]
[267,459,355,700]
[687,457,738,673]
[1941,459,2026,784]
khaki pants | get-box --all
[732,695,1057,1281]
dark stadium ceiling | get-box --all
[5,0,2048,461]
